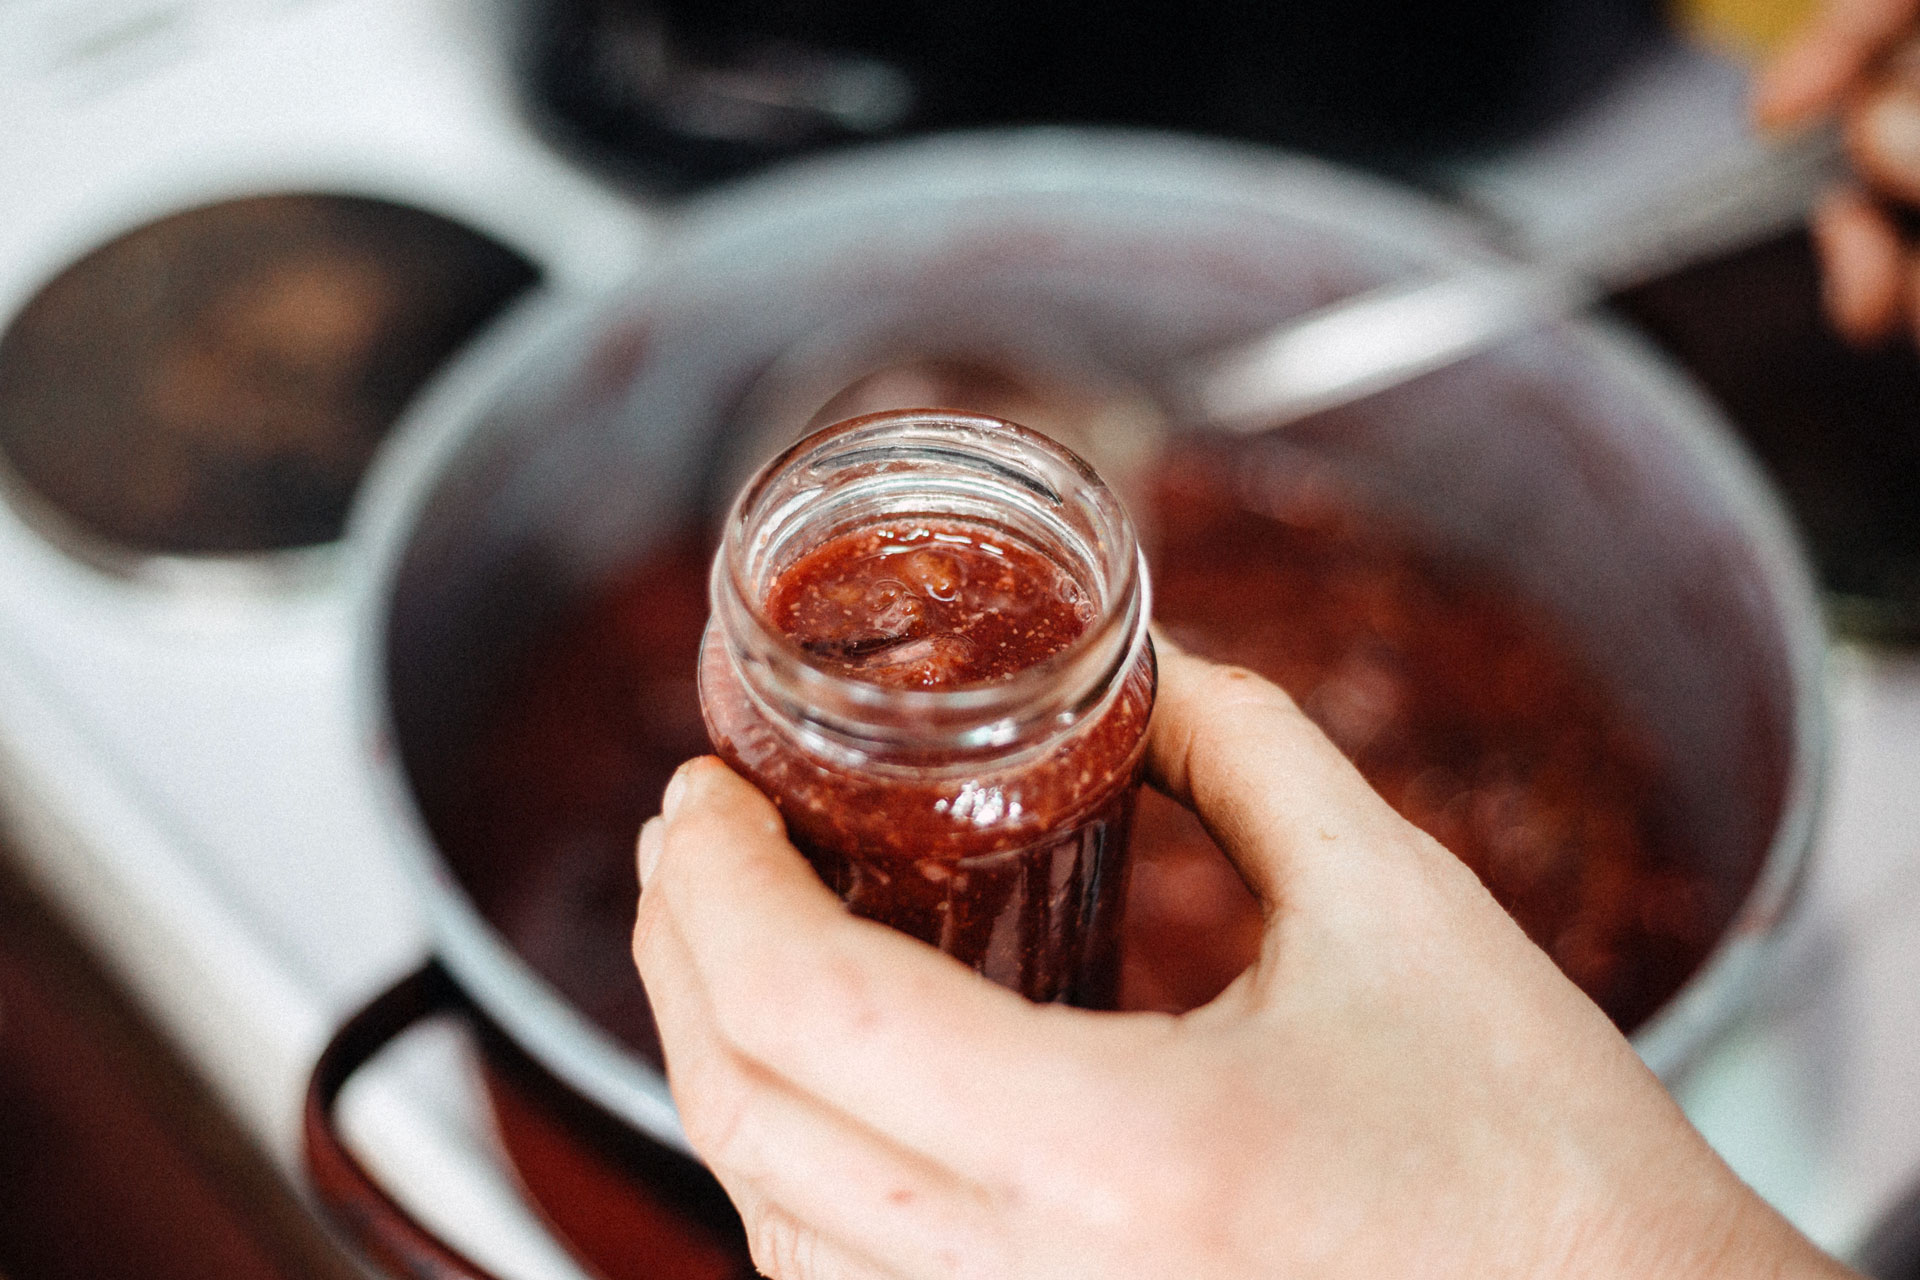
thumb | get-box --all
[1145,639,1445,914]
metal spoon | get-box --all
[1189,123,1847,432]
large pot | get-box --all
[306,129,1827,1277]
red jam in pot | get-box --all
[699,412,1155,1007]
[1117,440,1740,1030]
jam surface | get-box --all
[0,195,536,553]
[766,522,1092,687]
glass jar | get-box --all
[699,409,1155,1007]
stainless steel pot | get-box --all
[309,128,1828,1277]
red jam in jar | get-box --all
[699,410,1155,1007]
[767,522,1092,686]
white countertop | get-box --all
[0,0,649,1274]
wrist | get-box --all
[1696,1195,1856,1280]
[1583,1173,1855,1280]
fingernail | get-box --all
[638,816,664,888]
[662,763,694,820]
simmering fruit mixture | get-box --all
[1123,442,1727,1030]
[426,436,1737,1047]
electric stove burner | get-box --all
[0,196,538,557]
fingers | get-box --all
[1755,31,1862,128]
[716,1086,996,1280]
[1812,187,1909,340]
[1849,68,1920,201]
[730,1197,906,1280]
[1145,641,1441,916]
[632,757,1099,1185]
[1754,0,1920,127]
[1758,3,1920,348]
[633,860,992,1278]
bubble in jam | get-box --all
[766,521,1091,688]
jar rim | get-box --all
[713,408,1150,754]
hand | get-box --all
[631,645,1850,1279]
[1756,0,1920,344]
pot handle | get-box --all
[303,959,506,1280]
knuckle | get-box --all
[808,944,886,1033]
[746,1204,827,1280]
[719,936,883,1066]
[1133,1124,1255,1258]
[674,1071,756,1174]
[629,894,668,972]
[1190,664,1309,746]
[665,808,733,867]
[1199,659,1281,702]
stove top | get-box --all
[0,4,1915,1276]
[0,1,650,1273]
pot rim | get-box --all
[343,126,1828,1152]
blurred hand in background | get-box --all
[1757,0,1920,344]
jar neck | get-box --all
[711,410,1149,766]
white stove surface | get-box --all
[0,0,650,1273]
[0,7,1914,1276]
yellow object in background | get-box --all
[1674,0,1820,59]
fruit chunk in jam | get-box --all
[765,522,1094,687]
[701,516,1152,1007]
